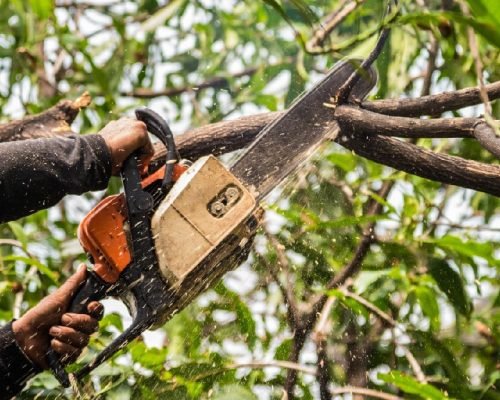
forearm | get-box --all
[0,135,112,223]
[0,323,40,399]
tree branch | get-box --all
[362,81,500,117]
[337,131,500,197]
[306,0,367,52]
[330,386,403,400]
[334,105,479,138]
[0,93,91,142]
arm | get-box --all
[0,266,103,399]
[0,117,153,223]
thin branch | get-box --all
[336,28,391,105]
[264,231,299,323]
[306,0,367,52]
[330,386,403,400]
[312,296,336,400]
[403,347,427,384]
[121,61,291,99]
[341,289,399,329]
[362,81,500,117]
[421,35,439,97]
[459,1,492,117]
[229,361,317,376]
[339,289,428,384]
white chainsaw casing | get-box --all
[151,155,256,284]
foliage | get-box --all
[0,0,498,399]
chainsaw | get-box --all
[47,59,377,387]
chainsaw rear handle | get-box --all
[47,108,176,387]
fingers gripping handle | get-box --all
[47,273,111,387]
[135,108,177,189]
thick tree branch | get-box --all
[334,105,479,138]
[337,131,500,197]
[0,93,90,142]
[362,81,500,117]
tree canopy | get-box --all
[0,0,498,399]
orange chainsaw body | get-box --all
[78,164,187,283]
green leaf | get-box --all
[213,384,258,400]
[7,222,28,250]
[326,153,357,172]
[28,0,53,19]
[399,12,500,48]
[414,286,440,331]
[465,0,500,27]
[130,342,167,371]
[378,371,452,400]
[2,255,57,284]
[139,0,186,33]
[428,258,472,317]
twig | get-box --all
[330,386,403,400]
[229,361,317,376]
[421,35,439,97]
[459,1,493,119]
[306,0,367,52]
[312,296,337,400]
[403,347,427,383]
[340,289,399,329]
[339,289,429,384]
[121,61,291,99]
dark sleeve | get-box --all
[0,323,40,399]
[0,135,112,223]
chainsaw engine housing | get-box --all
[151,155,257,284]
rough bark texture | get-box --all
[334,105,478,138]
[362,81,500,117]
[0,93,91,142]
[337,131,500,197]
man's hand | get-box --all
[12,265,103,369]
[98,117,154,175]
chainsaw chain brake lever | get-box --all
[47,109,177,387]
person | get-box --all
[0,117,153,398]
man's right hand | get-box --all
[98,117,154,175]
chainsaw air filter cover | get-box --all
[151,155,257,284]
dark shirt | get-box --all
[0,134,112,399]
